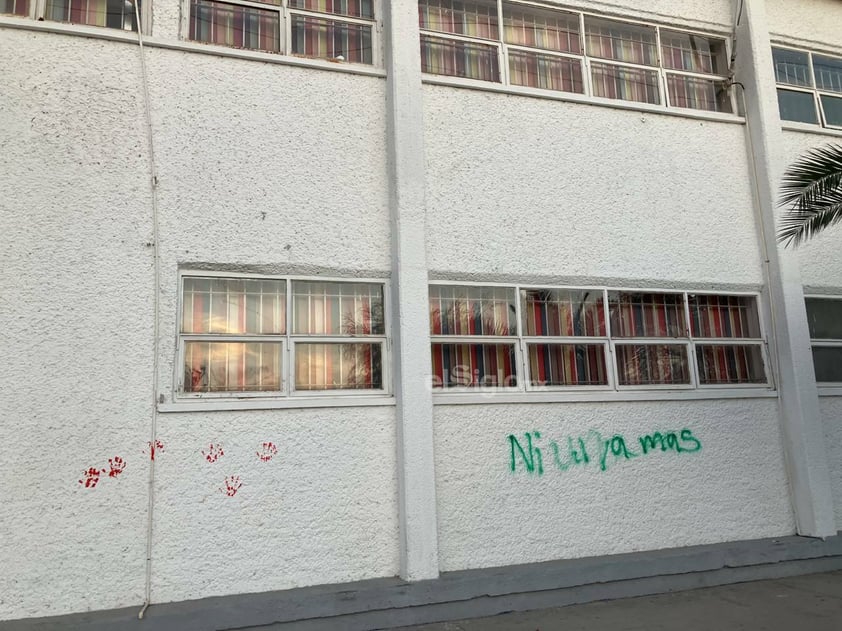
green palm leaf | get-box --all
[777,143,842,247]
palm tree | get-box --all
[778,143,842,247]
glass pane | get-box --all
[591,62,659,104]
[418,0,498,39]
[696,344,766,384]
[584,17,656,65]
[616,344,690,385]
[1,0,29,15]
[502,4,579,53]
[528,344,607,386]
[521,289,605,336]
[292,281,384,335]
[429,285,516,336]
[608,292,685,337]
[772,47,811,87]
[508,50,583,93]
[820,94,842,127]
[805,298,842,339]
[189,0,280,52]
[813,54,842,93]
[182,277,286,335]
[667,74,732,113]
[777,88,818,124]
[291,15,372,63]
[295,343,383,390]
[661,31,726,75]
[431,343,517,387]
[812,346,842,383]
[289,0,371,19]
[184,341,282,392]
[689,294,761,338]
[45,0,138,29]
[420,34,500,81]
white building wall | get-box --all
[765,0,842,49]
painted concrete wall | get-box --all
[434,400,795,571]
[765,0,842,48]
[555,0,734,29]
[423,86,763,288]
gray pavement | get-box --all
[391,571,842,631]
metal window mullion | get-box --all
[287,7,374,26]
[592,58,659,73]
[504,44,585,61]
[579,11,594,97]
[33,0,45,20]
[496,0,509,85]
[420,29,500,47]
[655,25,668,109]
[682,291,701,387]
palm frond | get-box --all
[777,143,842,247]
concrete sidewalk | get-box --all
[391,571,842,631]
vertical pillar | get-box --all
[383,0,440,579]
[735,0,835,537]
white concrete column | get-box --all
[382,0,440,579]
[735,0,835,537]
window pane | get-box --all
[291,15,372,63]
[521,289,605,336]
[667,74,732,113]
[182,277,286,335]
[696,344,766,384]
[45,0,138,29]
[660,31,726,75]
[528,344,607,386]
[431,343,517,387]
[502,4,580,53]
[508,50,583,93]
[292,281,384,335]
[420,35,500,81]
[813,54,842,93]
[418,0,498,39]
[812,346,842,382]
[772,47,811,87]
[805,298,842,339]
[1,0,30,16]
[295,343,382,390]
[429,285,516,336]
[688,294,761,338]
[184,341,282,392]
[616,344,690,385]
[591,62,659,104]
[820,94,842,127]
[608,292,685,337]
[289,0,371,19]
[777,88,818,124]
[189,0,280,52]
[584,17,657,66]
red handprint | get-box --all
[220,476,242,497]
[146,439,165,461]
[107,456,126,478]
[256,442,278,462]
[202,443,224,463]
[79,467,104,488]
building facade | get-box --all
[1,0,841,625]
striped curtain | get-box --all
[290,14,372,63]
[584,17,657,65]
[1,0,29,15]
[695,344,764,384]
[688,294,760,338]
[508,50,583,93]
[502,6,579,53]
[616,344,689,385]
[420,34,499,81]
[418,0,498,38]
[431,343,516,387]
[667,75,730,112]
[289,0,373,19]
[609,292,685,338]
[189,0,280,52]
[46,0,138,28]
[528,344,606,386]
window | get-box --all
[179,273,388,398]
[188,0,376,63]
[429,283,769,391]
[418,0,733,113]
[805,297,842,384]
[773,46,842,129]
[0,0,144,30]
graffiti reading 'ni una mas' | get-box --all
[256,442,278,462]
[202,443,224,463]
[220,476,243,497]
[508,429,702,475]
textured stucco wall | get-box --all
[820,398,842,530]
[765,0,842,48]
[533,0,733,30]
[434,399,795,572]
[423,86,763,288]
[0,29,395,621]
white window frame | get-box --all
[429,281,772,397]
[773,45,842,131]
[805,294,842,391]
[175,270,391,402]
[181,0,381,67]
[418,0,736,115]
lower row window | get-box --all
[429,284,770,390]
[1,0,140,30]
[806,296,842,384]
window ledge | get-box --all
[159,395,395,412]
[818,387,842,397]
[432,388,777,405]
[422,75,746,125]
[0,16,386,78]
[781,122,842,138]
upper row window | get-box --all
[806,297,842,384]
[773,46,842,129]
[1,0,141,30]
[417,0,733,113]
